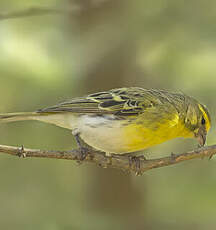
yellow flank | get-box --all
[123,117,193,152]
[198,104,211,132]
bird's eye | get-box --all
[201,117,206,125]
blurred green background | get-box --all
[0,0,216,229]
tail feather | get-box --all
[0,112,73,130]
[0,112,39,123]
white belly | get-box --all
[35,113,130,154]
[75,115,130,154]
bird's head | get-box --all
[184,100,211,146]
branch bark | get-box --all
[0,144,215,175]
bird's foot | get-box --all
[77,146,89,161]
[198,144,205,149]
[129,155,146,176]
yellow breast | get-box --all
[123,117,193,153]
[74,114,194,154]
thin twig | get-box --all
[0,6,75,21]
[0,144,215,175]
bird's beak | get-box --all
[195,126,207,147]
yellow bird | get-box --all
[0,88,211,157]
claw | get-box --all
[129,155,143,176]
[209,154,214,160]
[198,144,204,149]
[79,147,89,161]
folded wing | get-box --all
[37,87,166,116]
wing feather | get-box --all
[37,87,175,116]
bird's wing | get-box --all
[37,87,169,116]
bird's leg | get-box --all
[73,132,89,161]
[129,155,146,176]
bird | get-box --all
[0,87,211,158]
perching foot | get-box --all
[129,155,145,176]
[74,133,89,161]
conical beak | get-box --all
[195,126,207,146]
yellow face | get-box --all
[198,104,211,133]
[185,103,211,146]
[122,102,211,153]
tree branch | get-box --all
[0,144,215,175]
[0,6,76,21]
[0,1,110,21]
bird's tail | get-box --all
[0,112,39,123]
